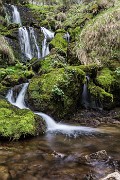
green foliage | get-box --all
[0,63,34,86]
[52,85,64,96]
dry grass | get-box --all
[75,3,120,65]
[0,35,15,66]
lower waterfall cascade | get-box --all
[6,83,102,136]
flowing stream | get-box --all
[6,83,100,136]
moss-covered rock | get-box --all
[96,68,115,92]
[88,82,113,109]
[39,52,66,74]
[0,98,46,139]
[50,32,68,57]
[27,66,85,118]
[75,3,120,65]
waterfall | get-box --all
[19,27,33,60]
[81,76,90,108]
[29,27,41,59]
[6,83,101,136]
[41,27,54,57]
[11,5,22,25]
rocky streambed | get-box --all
[0,124,120,180]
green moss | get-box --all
[88,82,113,109]
[27,66,85,118]
[39,53,66,74]
[0,99,46,139]
[96,68,115,92]
[50,32,68,56]
[0,63,34,87]
[26,4,57,28]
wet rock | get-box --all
[27,66,85,119]
[101,172,120,180]
[85,150,108,162]
[0,166,10,180]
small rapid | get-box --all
[6,83,101,136]
[6,83,29,109]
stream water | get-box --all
[0,127,120,179]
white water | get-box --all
[6,83,29,109]
[11,5,22,25]
[35,112,99,135]
[6,83,101,136]
[19,27,33,60]
[41,27,54,57]
[29,27,41,59]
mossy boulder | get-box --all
[75,3,120,65]
[39,52,66,74]
[27,66,85,119]
[0,98,46,139]
[50,32,68,57]
[88,82,113,109]
[96,68,115,92]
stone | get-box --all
[101,172,120,180]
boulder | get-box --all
[27,66,85,118]
[0,98,46,139]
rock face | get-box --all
[0,98,46,139]
[27,66,85,119]
[101,172,120,180]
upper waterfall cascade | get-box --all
[10,5,54,60]
[6,83,101,136]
